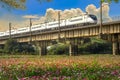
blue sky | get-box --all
[0,0,120,31]
[1,0,120,17]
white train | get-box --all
[0,14,97,37]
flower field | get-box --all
[0,54,120,80]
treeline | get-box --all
[0,39,35,55]
[48,38,112,55]
[0,38,112,55]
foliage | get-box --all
[0,0,52,10]
[1,65,120,80]
[0,0,118,10]
[4,38,35,54]
[4,38,20,54]
[47,37,112,55]
[48,43,69,55]
[102,0,119,3]
[82,38,91,44]
[79,38,112,54]
[0,0,26,9]
[79,42,112,54]
[0,49,4,54]
[0,55,120,79]
[18,43,35,54]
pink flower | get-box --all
[111,70,119,75]
[83,78,87,80]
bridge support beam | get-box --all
[69,39,79,56]
[39,45,47,55]
[112,34,119,55]
[112,42,119,55]
[119,42,120,54]
[69,44,78,56]
[33,41,48,56]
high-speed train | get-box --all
[0,14,97,37]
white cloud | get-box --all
[41,3,111,23]
[23,15,39,19]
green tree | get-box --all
[102,0,119,3]
[19,43,35,54]
[4,39,35,54]
[78,38,112,54]
[0,0,52,9]
[48,43,69,55]
[0,0,26,9]
[4,38,19,54]
[0,0,119,10]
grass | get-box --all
[0,54,120,80]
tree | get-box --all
[0,0,52,9]
[102,0,119,3]
[4,38,20,54]
[0,0,26,9]
[78,38,112,54]
[4,38,35,54]
[48,43,69,55]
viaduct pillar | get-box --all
[69,39,78,56]
[118,42,120,54]
[33,41,48,56]
[39,45,47,55]
[112,34,119,55]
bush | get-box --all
[4,39,19,54]
[0,49,4,55]
[79,38,112,54]
[19,43,35,54]
[4,38,35,54]
[48,43,69,55]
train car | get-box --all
[66,14,97,26]
[47,21,59,29]
[0,32,5,37]
[88,14,97,24]
[5,31,10,36]
[0,14,97,37]
[47,20,65,30]
[31,24,42,31]
[60,19,67,27]
[32,23,46,31]
[16,27,29,34]
[4,30,17,37]
[11,30,17,35]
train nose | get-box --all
[94,20,97,24]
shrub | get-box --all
[79,38,112,54]
[4,38,19,54]
[4,38,35,54]
[48,43,69,55]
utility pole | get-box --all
[99,0,103,38]
[29,18,32,43]
[9,22,11,39]
[58,11,61,42]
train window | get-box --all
[32,26,40,29]
[70,18,82,22]
[18,29,27,31]
[89,15,97,20]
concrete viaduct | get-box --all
[0,21,120,55]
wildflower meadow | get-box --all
[0,54,120,80]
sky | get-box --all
[0,0,120,31]
[11,0,120,16]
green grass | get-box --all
[0,54,120,80]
